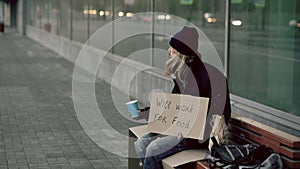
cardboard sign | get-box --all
[147,93,209,140]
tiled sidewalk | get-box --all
[0,31,140,169]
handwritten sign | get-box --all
[147,93,209,140]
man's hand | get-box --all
[177,132,183,141]
[132,107,150,120]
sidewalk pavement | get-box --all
[0,30,141,169]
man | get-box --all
[134,26,231,169]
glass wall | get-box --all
[229,0,300,115]
[153,0,226,69]
[27,0,300,117]
[57,1,71,39]
[89,0,112,36]
[72,0,88,42]
[111,0,152,63]
[27,0,70,39]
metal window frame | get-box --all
[224,0,230,78]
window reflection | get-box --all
[111,0,151,61]
[153,0,226,69]
[229,0,300,115]
[26,0,300,116]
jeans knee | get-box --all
[134,137,148,155]
[134,139,142,154]
[145,142,160,157]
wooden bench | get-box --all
[228,115,300,169]
[129,116,300,169]
[197,116,300,169]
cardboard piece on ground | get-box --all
[147,92,209,140]
[162,149,208,169]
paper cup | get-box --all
[126,100,139,118]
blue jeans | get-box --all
[134,133,208,169]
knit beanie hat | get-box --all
[169,26,200,57]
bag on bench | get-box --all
[254,153,283,169]
[207,137,277,168]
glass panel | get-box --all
[56,1,71,39]
[229,0,300,115]
[72,0,88,42]
[154,0,226,70]
[28,0,48,30]
[89,0,112,37]
[27,0,35,26]
[26,0,70,42]
[112,0,152,62]
[42,0,58,35]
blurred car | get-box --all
[289,20,300,28]
[99,10,111,17]
[203,12,217,24]
[231,19,243,27]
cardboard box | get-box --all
[148,93,209,140]
[128,125,208,169]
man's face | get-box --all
[165,47,180,76]
[168,47,177,57]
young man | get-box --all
[135,26,231,169]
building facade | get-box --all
[3,0,300,136]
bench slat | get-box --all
[231,116,300,148]
[281,156,300,169]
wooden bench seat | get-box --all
[228,116,300,169]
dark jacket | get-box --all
[171,57,231,124]
[139,57,231,122]
[171,56,211,100]
[171,56,231,148]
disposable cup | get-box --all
[126,100,139,118]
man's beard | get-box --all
[165,54,182,76]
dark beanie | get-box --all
[169,26,200,57]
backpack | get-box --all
[208,137,257,168]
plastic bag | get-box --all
[208,115,229,151]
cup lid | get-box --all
[126,100,138,105]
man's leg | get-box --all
[134,133,159,165]
[143,136,183,169]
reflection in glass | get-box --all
[112,0,152,61]
[153,0,226,69]
[229,0,300,115]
